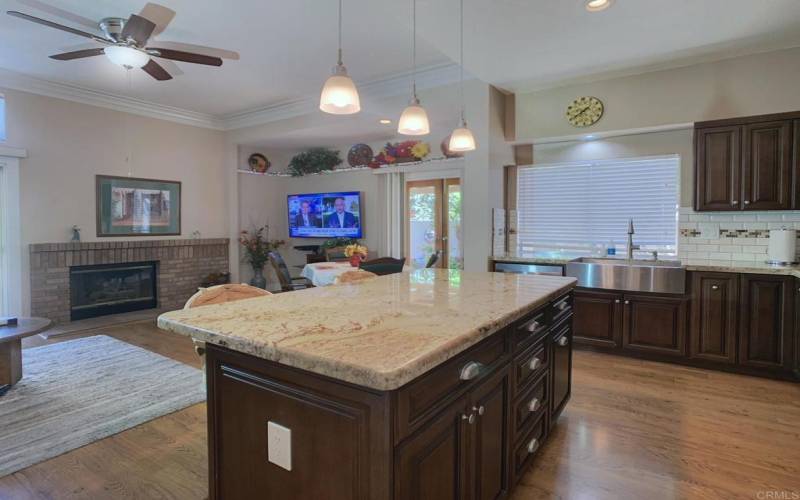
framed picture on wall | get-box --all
[96,175,181,237]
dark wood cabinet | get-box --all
[695,112,798,212]
[738,274,793,371]
[690,272,739,364]
[742,120,792,210]
[622,293,687,356]
[470,369,510,500]
[695,125,741,211]
[550,322,572,422]
[573,289,622,348]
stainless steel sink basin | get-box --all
[565,257,686,294]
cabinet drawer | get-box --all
[511,372,547,443]
[550,293,573,324]
[513,337,548,395]
[512,307,549,350]
[395,333,509,443]
[511,414,546,484]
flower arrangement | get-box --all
[344,243,369,267]
[368,140,430,168]
[239,225,285,271]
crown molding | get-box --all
[0,63,463,132]
[0,68,223,129]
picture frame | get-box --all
[96,175,181,237]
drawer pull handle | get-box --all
[557,301,568,311]
[528,356,542,371]
[473,405,485,416]
[624,300,630,305]
[614,299,620,304]
[744,200,750,205]
[462,412,476,425]
[526,320,540,332]
[557,336,569,347]
[459,361,485,381]
[528,398,541,413]
[731,200,739,205]
[527,438,539,454]
[711,285,719,290]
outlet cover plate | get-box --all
[267,421,292,471]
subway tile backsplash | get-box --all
[678,207,800,266]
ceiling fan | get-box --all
[6,3,235,81]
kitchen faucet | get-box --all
[627,218,640,260]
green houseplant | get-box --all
[287,148,343,177]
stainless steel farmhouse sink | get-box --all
[565,257,686,294]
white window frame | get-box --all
[0,148,23,316]
[0,93,6,143]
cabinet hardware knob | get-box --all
[459,361,484,381]
[527,320,540,332]
[528,398,541,412]
[744,200,750,205]
[624,300,630,305]
[557,301,568,311]
[527,438,540,454]
[473,405,485,416]
[557,336,569,347]
[711,285,719,290]
[731,200,739,205]
[529,356,542,371]
[614,299,620,304]
[462,412,476,425]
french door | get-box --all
[405,178,462,269]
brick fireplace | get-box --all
[30,238,229,324]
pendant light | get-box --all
[397,0,430,135]
[448,0,476,151]
[320,0,361,114]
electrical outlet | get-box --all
[267,421,292,471]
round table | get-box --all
[0,317,52,396]
[301,262,361,286]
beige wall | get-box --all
[2,88,228,314]
[516,46,800,140]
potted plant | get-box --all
[239,225,285,289]
[287,148,343,177]
[344,243,369,267]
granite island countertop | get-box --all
[158,269,576,391]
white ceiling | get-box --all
[1,0,799,118]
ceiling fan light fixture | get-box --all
[104,45,150,68]
[398,98,430,136]
[585,0,613,12]
[319,63,361,114]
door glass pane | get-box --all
[446,181,463,269]
[408,184,437,268]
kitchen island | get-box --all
[158,269,576,499]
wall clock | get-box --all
[566,96,604,127]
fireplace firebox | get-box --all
[69,261,158,321]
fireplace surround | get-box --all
[30,238,229,324]
[69,261,158,321]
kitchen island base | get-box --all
[204,291,573,500]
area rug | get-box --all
[0,335,205,477]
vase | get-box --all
[250,266,267,289]
[349,255,363,267]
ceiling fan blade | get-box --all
[17,0,97,30]
[121,14,156,45]
[50,48,105,61]
[139,3,175,37]
[148,48,222,66]
[7,11,108,43]
[142,59,172,81]
[148,41,239,60]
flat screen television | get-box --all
[287,191,363,239]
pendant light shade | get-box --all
[320,63,360,114]
[449,121,476,151]
[398,98,430,135]
[449,0,476,151]
[320,0,360,115]
[398,0,430,136]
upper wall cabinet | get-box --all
[694,112,796,211]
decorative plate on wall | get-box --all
[247,153,271,173]
[347,143,374,167]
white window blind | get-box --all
[0,95,5,141]
[516,155,679,254]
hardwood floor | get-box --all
[1,321,798,499]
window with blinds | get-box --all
[0,95,5,141]
[516,155,679,254]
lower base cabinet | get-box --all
[573,273,798,381]
[206,292,574,500]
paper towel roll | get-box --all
[767,229,797,264]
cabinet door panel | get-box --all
[551,322,572,423]
[395,395,470,500]
[573,289,622,348]
[689,272,739,364]
[471,369,510,500]
[695,125,741,211]
[623,294,687,356]
[739,275,792,370]
[742,120,792,210]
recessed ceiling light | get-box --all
[585,0,613,12]
[379,119,392,124]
